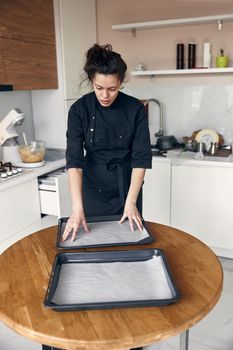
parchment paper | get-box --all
[60,220,150,247]
[52,256,173,305]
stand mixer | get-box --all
[0,108,25,163]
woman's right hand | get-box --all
[62,208,89,242]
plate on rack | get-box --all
[194,128,219,151]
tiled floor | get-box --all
[0,216,233,350]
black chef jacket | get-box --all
[66,91,152,216]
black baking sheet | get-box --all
[44,249,180,311]
[57,215,154,249]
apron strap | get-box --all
[106,160,129,207]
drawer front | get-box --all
[39,190,60,216]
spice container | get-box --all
[203,42,211,68]
[176,43,184,69]
[188,42,196,68]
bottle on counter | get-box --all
[203,42,211,68]
[176,43,185,69]
[188,42,196,69]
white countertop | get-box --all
[1,148,233,192]
[0,158,66,191]
[152,149,233,168]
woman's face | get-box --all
[93,73,121,107]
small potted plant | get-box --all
[216,49,228,68]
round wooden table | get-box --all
[0,222,223,350]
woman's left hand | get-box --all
[119,202,143,232]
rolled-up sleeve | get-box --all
[131,104,152,169]
[66,103,85,169]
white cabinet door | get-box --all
[171,164,233,252]
[0,179,41,243]
[143,161,171,225]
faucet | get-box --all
[145,98,164,138]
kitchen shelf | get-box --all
[131,67,233,77]
[112,14,233,31]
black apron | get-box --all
[82,94,142,217]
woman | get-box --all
[62,44,152,241]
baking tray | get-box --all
[56,215,154,249]
[44,249,180,311]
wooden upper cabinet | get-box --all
[0,37,6,81]
[0,0,58,90]
[1,37,57,90]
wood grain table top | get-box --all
[0,222,223,350]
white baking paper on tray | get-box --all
[59,220,150,247]
[52,256,173,305]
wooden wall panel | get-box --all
[1,37,58,90]
[0,0,58,89]
[0,37,6,81]
[0,0,55,45]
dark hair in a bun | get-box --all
[83,44,127,83]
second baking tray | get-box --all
[57,215,154,249]
[44,249,180,311]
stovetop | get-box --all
[0,161,23,181]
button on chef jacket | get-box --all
[66,91,152,216]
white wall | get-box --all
[123,82,233,145]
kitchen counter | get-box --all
[2,147,233,191]
[152,149,233,168]
[0,151,66,192]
